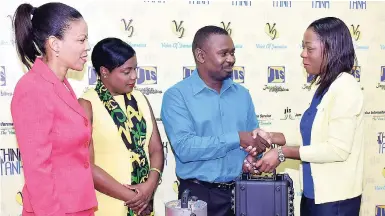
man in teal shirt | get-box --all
[161,26,269,216]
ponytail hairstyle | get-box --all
[13,2,83,69]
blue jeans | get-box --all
[300,195,361,216]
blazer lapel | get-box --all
[32,58,87,119]
[54,78,87,119]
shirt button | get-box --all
[84,161,90,168]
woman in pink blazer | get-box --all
[11,3,97,216]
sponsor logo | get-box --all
[378,132,385,154]
[376,66,385,90]
[349,1,366,9]
[350,24,369,50]
[257,23,287,50]
[232,1,252,6]
[120,18,147,48]
[365,110,385,121]
[172,20,185,38]
[257,114,273,126]
[273,1,292,8]
[312,1,330,8]
[280,107,302,120]
[0,122,14,136]
[161,20,191,49]
[376,205,385,216]
[0,148,23,176]
[263,66,289,92]
[0,66,6,86]
[189,0,210,4]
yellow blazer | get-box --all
[285,72,364,204]
[81,89,153,216]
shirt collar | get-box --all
[190,69,235,95]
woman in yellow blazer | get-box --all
[78,38,164,216]
[253,17,364,216]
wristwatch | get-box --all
[277,146,286,162]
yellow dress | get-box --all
[81,89,153,216]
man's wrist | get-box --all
[238,131,247,148]
[271,132,277,145]
[271,132,286,146]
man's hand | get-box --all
[239,130,271,155]
[252,129,272,145]
[124,182,156,215]
[245,129,273,156]
[242,154,258,174]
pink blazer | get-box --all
[11,58,97,216]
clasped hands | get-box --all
[240,129,281,174]
[122,181,155,215]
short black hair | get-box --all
[308,17,357,97]
[91,37,136,76]
[192,25,229,53]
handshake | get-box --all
[239,129,283,174]
[239,129,273,156]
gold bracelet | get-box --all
[150,167,162,184]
